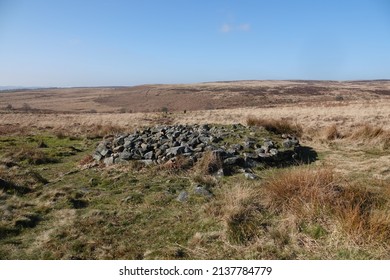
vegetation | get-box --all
[0,118,389,260]
[246,116,303,137]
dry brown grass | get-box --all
[11,147,58,165]
[322,124,342,140]
[218,185,266,244]
[246,116,303,136]
[263,167,337,215]
[350,124,387,140]
[263,166,390,242]
[160,155,193,173]
[347,124,390,150]
[193,151,222,175]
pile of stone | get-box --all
[93,124,300,174]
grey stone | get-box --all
[177,191,189,202]
[166,145,186,156]
[124,140,132,148]
[263,140,275,148]
[216,168,226,177]
[227,148,238,155]
[270,148,278,156]
[258,153,271,158]
[113,135,127,146]
[231,144,243,151]
[92,152,102,161]
[199,136,210,144]
[244,172,257,180]
[189,137,200,146]
[243,141,256,149]
[140,143,149,151]
[255,148,266,154]
[223,156,242,166]
[113,145,124,152]
[244,153,258,160]
[282,139,294,148]
[96,144,110,157]
[172,141,180,147]
[144,151,154,159]
[104,157,114,166]
[193,185,212,197]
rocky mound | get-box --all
[93,124,300,174]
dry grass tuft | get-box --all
[11,147,58,165]
[348,124,390,149]
[263,166,390,242]
[160,155,193,173]
[219,185,266,244]
[323,124,342,140]
[263,167,337,215]
[350,124,386,140]
[79,155,94,166]
[193,151,222,175]
[246,116,303,136]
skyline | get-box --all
[1,0,390,87]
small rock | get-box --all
[270,148,278,156]
[244,172,257,180]
[104,157,114,166]
[223,156,242,166]
[177,191,189,202]
[119,151,132,160]
[92,152,102,161]
[144,151,154,159]
[193,185,212,198]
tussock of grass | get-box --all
[348,124,390,149]
[160,155,193,173]
[193,151,222,175]
[350,124,386,140]
[219,185,266,244]
[263,166,390,242]
[12,147,58,165]
[323,124,342,140]
[246,116,303,136]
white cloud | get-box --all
[219,23,251,33]
[238,23,251,31]
[220,23,233,33]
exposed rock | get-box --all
[92,124,301,175]
[244,172,257,180]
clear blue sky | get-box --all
[1,0,389,87]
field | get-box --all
[1,80,390,259]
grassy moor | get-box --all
[1,80,390,259]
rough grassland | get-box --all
[0,81,389,259]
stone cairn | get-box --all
[93,124,300,176]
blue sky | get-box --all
[0,0,389,87]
